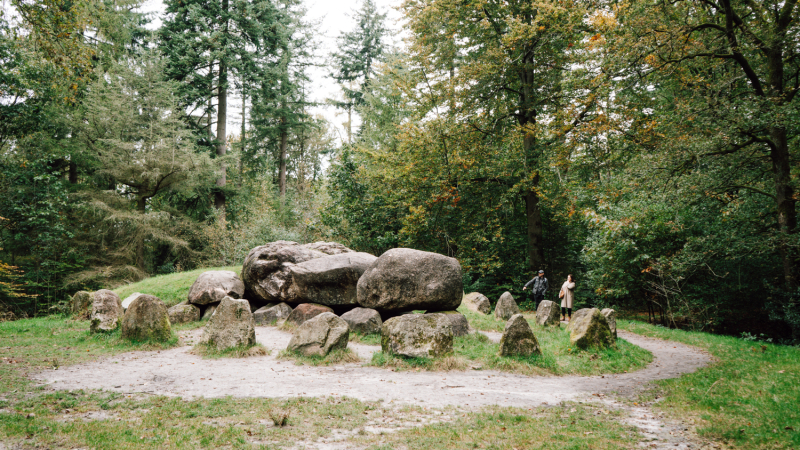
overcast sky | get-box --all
[139,0,405,141]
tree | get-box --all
[329,0,387,141]
[159,0,287,210]
[77,51,210,272]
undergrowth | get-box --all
[278,348,361,366]
[191,343,268,359]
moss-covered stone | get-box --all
[499,314,541,356]
[71,291,93,318]
[121,294,172,342]
[90,290,123,333]
[381,313,453,358]
[569,308,615,350]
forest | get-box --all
[1,0,798,343]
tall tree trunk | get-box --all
[771,126,797,287]
[279,115,288,197]
[136,196,147,272]
[68,161,77,184]
[238,88,245,189]
[215,60,227,211]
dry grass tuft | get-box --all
[268,407,292,427]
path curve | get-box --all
[33,327,711,408]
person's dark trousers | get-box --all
[533,292,544,309]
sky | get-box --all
[139,0,406,142]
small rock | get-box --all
[121,292,145,311]
[201,303,218,321]
[70,291,93,317]
[26,413,35,419]
[438,311,470,337]
[168,303,201,324]
[253,303,293,325]
[121,295,172,342]
[601,308,617,338]
[381,313,454,358]
[199,297,256,351]
[90,290,124,333]
[535,300,560,327]
[461,292,491,315]
[287,312,350,357]
[499,314,541,356]
[494,291,520,321]
[340,307,383,334]
[285,303,333,326]
[188,271,245,305]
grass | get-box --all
[349,332,381,345]
[617,320,800,450]
[112,266,240,307]
[370,313,652,376]
[191,342,269,359]
[278,348,362,366]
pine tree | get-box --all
[158,0,288,210]
[329,0,387,140]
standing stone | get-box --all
[121,295,172,342]
[288,252,377,306]
[535,300,561,327]
[121,292,145,311]
[71,291,93,317]
[201,303,218,321]
[601,308,617,338]
[90,289,124,333]
[357,248,463,313]
[168,303,201,324]
[199,296,256,351]
[188,271,245,305]
[340,307,383,334]
[499,314,541,356]
[287,312,350,357]
[381,313,454,358]
[285,303,333,326]
[254,303,293,325]
[569,308,615,349]
[241,241,326,304]
[461,292,491,315]
[566,308,595,332]
[494,292,520,321]
[439,311,470,337]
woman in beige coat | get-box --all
[559,274,576,322]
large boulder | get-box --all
[535,300,561,327]
[340,307,382,334]
[188,271,245,306]
[90,289,124,333]
[494,292,520,321]
[285,303,333,326]
[461,292,491,315]
[381,313,454,358]
[601,308,617,338]
[499,314,541,357]
[288,252,377,306]
[302,242,354,255]
[199,296,256,351]
[569,308,615,350]
[286,312,350,357]
[439,310,470,337]
[71,291,93,317]
[121,292,145,311]
[253,303,293,325]
[357,248,463,313]
[241,241,327,304]
[168,303,201,324]
[121,295,172,342]
[566,308,595,332]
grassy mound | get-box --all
[112,266,239,307]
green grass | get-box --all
[458,306,507,332]
[619,320,800,450]
[349,332,381,345]
[112,266,240,307]
[191,342,269,359]
[278,348,362,366]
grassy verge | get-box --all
[278,348,361,366]
[349,332,381,345]
[370,327,652,376]
[618,320,800,450]
[112,266,240,307]
[191,343,268,359]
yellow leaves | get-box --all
[645,54,659,67]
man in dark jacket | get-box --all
[523,270,548,307]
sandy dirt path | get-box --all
[34,327,710,409]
